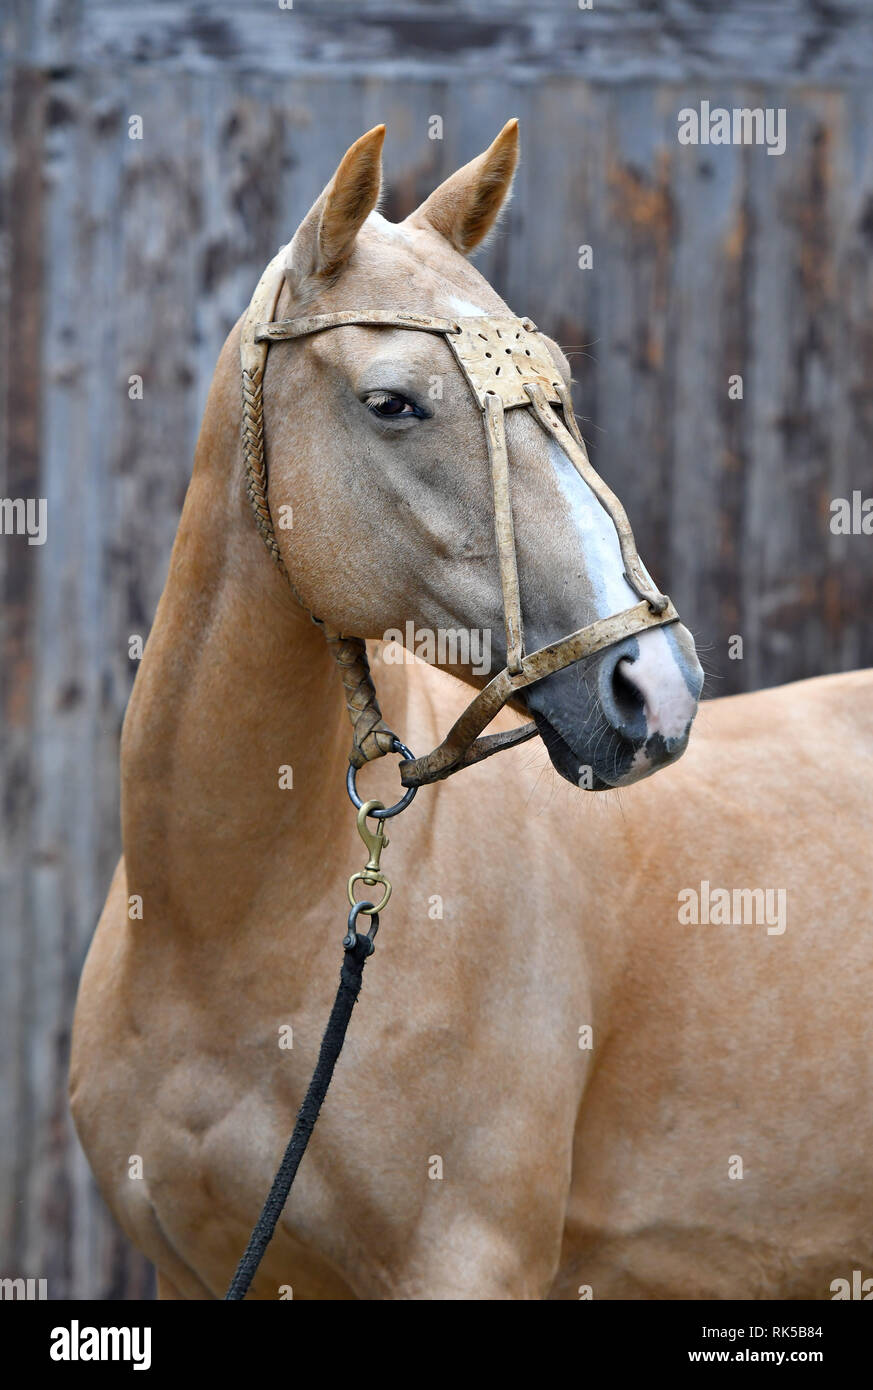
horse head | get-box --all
[256,122,703,789]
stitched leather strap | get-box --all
[255,310,459,342]
[483,393,525,675]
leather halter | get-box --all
[240,248,680,789]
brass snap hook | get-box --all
[347,799,392,915]
[354,798,389,864]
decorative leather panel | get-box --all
[446,316,564,410]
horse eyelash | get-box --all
[364,390,428,419]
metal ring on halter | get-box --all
[343,900,380,954]
[346,738,418,818]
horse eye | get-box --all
[365,392,418,418]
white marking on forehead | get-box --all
[546,438,635,617]
[449,295,488,316]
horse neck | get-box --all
[120,345,358,931]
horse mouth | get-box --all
[528,707,689,790]
[529,707,620,789]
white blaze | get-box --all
[547,439,696,743]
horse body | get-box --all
[70,123,873,1299]
[71,610,873,1299]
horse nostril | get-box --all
[611,661,645,726]
[598,648,648,742]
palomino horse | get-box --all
[70,123,873,1300]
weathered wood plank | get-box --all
[0,62,46,1283]
[6,1,873,84]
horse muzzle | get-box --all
[524,624,703,789]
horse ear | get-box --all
[284,125,385,293]
[407,119,519,255]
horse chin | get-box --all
[529,709,690,791]
[529,708,626,790]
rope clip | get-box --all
[344,900,380,954]
[347,799,392,915]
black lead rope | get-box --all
[225,904,379,1301]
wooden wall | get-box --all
[2,0,872,1299]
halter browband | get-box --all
[240,248,679,789]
